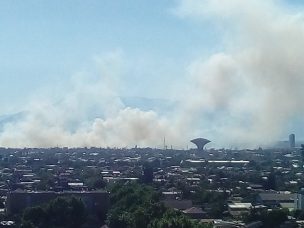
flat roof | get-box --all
[228,203,252,209]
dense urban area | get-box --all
[0,136,304,227]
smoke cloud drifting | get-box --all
[1,0,304,148]
[175,0,304,147]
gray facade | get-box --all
[289,134,295,148]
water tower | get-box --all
[190,138,211,150]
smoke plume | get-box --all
[1,0,304,148]
[175,0,304,147]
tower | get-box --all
[190,138,211,150]
[289,134,295,148]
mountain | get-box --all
[120,96,177,114]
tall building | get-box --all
[289,134,295,148]
[295,189,304,210]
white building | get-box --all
[228,203,252,217]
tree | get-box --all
[107,183,160,227]
[293,209,304,220]
[262,209,288,228]
[243,208,288,228]
[20,221,35,228]
[21,197,87,228]
[142,163,154,184]
[106,209,133,228]
[148,211,212,228]
[86,177,106,190]
[106,183,208,228]
[192,189,227,218]
[47,197,86,228]
[264,170,276,190]
[22,206,46,227]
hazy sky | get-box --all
[0,0,218,112]
[1,0,304,148]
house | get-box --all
[162,200,193,210]
[257,192,294,208]
[228,203,252,217]
[183,207,207,219]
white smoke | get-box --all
[1,0,304,148]
[173,0,304,147]
[0,51,181,148]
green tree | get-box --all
[106,183,208,228]
[20,221,35,228]
[148,211,212,228]
[22,206,46,227]
[86,177,106,190]
[47,197,86,228]
[244,208,288,228]
[293,209,304,220]
[262,209,288,228]
[21,197,87,228]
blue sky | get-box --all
[0,0,299,112]
[0,0,221,113]
[1,0,304,148]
